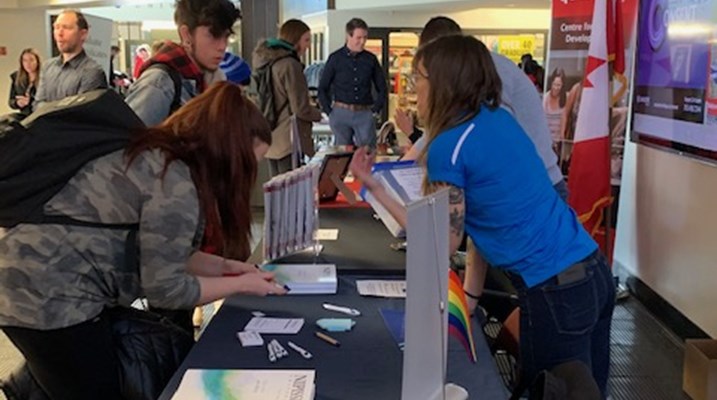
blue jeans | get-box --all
[508,251,615,398]
[329,107,376,147]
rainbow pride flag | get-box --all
[448,269,477,363]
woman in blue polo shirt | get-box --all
[350,35,615,398]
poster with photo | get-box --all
[631,0,717,161]
[545,0,639,185]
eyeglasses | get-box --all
[409,69,429,86]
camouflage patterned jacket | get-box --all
[0,149,202,329]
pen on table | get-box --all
[315,331,341,347]
[322,302,361,316]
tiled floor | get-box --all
[608,297,691,400]
[486,295,691,399]
[0,294,693,400]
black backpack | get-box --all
[253,54,293,130]
[142,63,183,117]
[0,89,145,228]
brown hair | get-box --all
[345,18,368,35]
[15,48,41,91]
[547,68,567,108]
[414,35,502,154]
[174,0,241,38]
[59,9,89,30]
[419,16,462,46]
[125,82,271,259]
[279,19,311,47]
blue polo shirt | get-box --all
[426,106,596,287]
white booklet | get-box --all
[363,163,425,238]
[261,263,337,294]
[171,369,315,400]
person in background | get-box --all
[523,58,545,93]
[0,82,286,400]
[8,48,41,117]
[518,53,534,70]
[220,52,251,86]
[132,44,151,79]
[401,17,564,198]
[319,18,387,148]
[151,40,166,55]
[109,45,120,88]
[125,0,240,127]
[350,35,614,398]
[253,19,322,177]
[34,9,107,110]
[544,68,567,149]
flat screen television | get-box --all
[631,0,717,163]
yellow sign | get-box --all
[497,36,536,63]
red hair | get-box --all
[125,82,271,259]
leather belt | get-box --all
[334,101,371,112]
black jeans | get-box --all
[3,314,123,400]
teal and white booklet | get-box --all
[261,263,337,295]
[172,369,315,400]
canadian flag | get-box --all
[567,0,611,236]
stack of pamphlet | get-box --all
[263,164,320,261]
[262,263,337,295]
[361,161,425,237]
[171,369,315,400]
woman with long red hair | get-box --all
[0,82,285,399]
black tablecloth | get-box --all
[251,207,407,275]
[158,276,508,400]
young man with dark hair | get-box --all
[34,9,107,110]
[125,0,241,126]
[318,17,387,148]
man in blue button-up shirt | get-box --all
[318,18,387,148]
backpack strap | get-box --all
[39,214,139,231]
[146,63,183,115]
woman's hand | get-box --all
[349,146,379,190]
[394,108,414,135]
[222,259,260,276]
[236,272,288,296]
[15,95,29,108]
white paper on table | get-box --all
[314,229,339,241]
[244,317,305,334]
[356,280,407,298]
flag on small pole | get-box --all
[447,270,477,363]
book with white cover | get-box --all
[362,162,425,238]
[171,369,315,400]
[261,263,337,294]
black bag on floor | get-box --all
[0,308,194,400]
[0,89,144,228]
